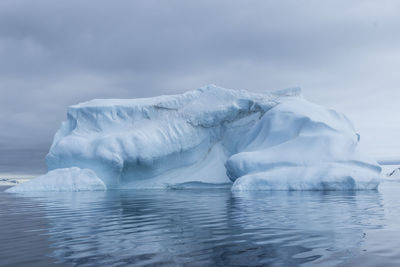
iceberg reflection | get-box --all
[7,187,387,266]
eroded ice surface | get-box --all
[7,85,381,192]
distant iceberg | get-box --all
[7,85,381,192]
[386,168,400,181]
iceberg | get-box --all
[7,85,381,192]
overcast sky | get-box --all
[1,0,400,176]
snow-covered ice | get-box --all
[228,98,381,190]
[7,85,381,192]
[6,167,106,192]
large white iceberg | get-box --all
[7,85,381,192]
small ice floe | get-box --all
[6,167,106,192]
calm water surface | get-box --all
[2,182,400,266]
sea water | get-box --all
[2,182,400,266]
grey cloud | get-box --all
[1,0,399,75]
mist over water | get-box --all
[2,182,400,266]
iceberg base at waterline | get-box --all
[6,85,382,192]
[6,167,106,192]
